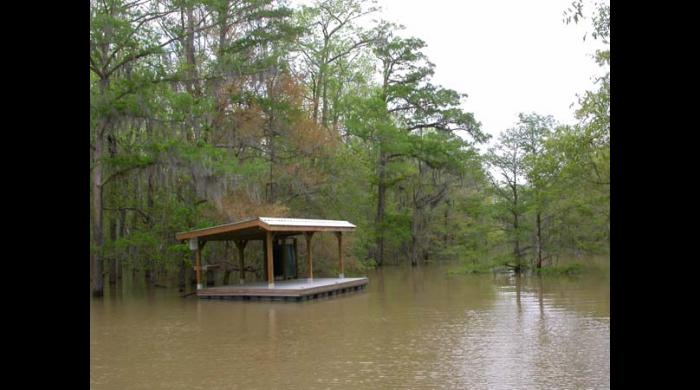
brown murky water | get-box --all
[90,264,609,389]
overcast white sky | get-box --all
[291,0,607,148]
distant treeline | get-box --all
[90,0,609,295]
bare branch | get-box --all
[327,38,373,64]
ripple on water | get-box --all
[91,267,609,389]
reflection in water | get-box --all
[91,264,609,389]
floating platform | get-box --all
[197,277,368,301]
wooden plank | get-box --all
[293,278,366,297]
[196,280,368,298]
[195,278,368,298]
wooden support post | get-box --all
[281,239,287,279]
[305,232,314,281]
[293,238,298,279]
[336,231,344,279]
[266,231,274,288]
[195,245,202,290]
[235,240,247,285]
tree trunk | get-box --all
[108,216,117,284]
[222,267,231,285]
[189,251,197,286]
[513,214,520,271]
[147,167,154,209]
[145,267,155,286]
[515,273,522,311]
[375,150,387,266]
[536,212,543,269]
[206,264,215,286]
[410,206,420,267]
[178,259,186,292]
[91,108,105,297]
[313,46,327,124]
[312,74,320,123]
[118,208,126,279]
[312,68,323,124]
[217,1,229,59]
[512,186,521,272]
[268,138,276,203]
[108,135,118,285]
[184,6,198,96]
[321,69,328,128]
[183,4,200,141]
[443,205,449,245]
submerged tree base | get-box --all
[449,259,606,277]
[535,263,586,276]
[448,260,504,275]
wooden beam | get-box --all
[175,219,262,240]
[266,231,274,288]
[305,232,314,281]
[336,232,344,278]
[235,240,247,285]
[193,229,265,242]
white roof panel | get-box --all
[259,217,356,228]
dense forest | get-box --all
[90,0,609,296]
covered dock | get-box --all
[175,217,368,300]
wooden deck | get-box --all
[197,277,368,301]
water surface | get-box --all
[91,264,609,389]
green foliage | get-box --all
[448,261,496,275]
[89,0,610,288]
[536,263,586,276]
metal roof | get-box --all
[259,217,355,228]
[175,217,356,241]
